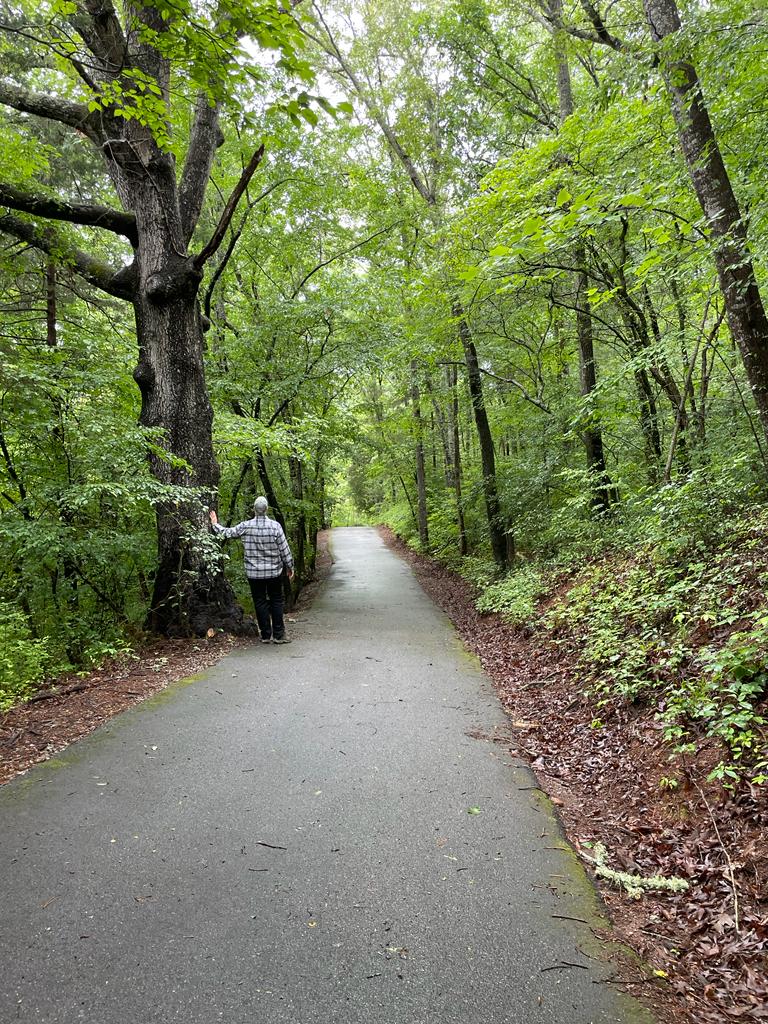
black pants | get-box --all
[248,576,285,640]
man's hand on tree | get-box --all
[209,509,218,526]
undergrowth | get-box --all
[0,601,135,712]
[430,500,768,786]
[545,511,768,785]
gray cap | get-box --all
[253,496,268,514]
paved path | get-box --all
[0,527,652,1024]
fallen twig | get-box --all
[581,843,689,899]
[540,961,589,972]
[694,780,740,932]
[28,682,89,704]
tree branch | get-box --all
[530,1,627,51]
[578,1,624,50]
[0,81,98,139]
[440,360,551,414]
[290,223,397,297]
[179,92,224,246]
[0,213,133,300]
[0,183,137,245]
[193,144,265,269]
[203,224,243,322]
[308,4,436,205]
[68,0,129,73]
[0,424,30,517]
[203,178,295,320]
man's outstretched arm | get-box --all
[209,509,248,539]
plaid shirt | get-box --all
[213,514,294,579]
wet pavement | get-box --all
[0,526,653,1023]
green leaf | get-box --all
[618,193,646,208]
[457,266,480,282]
[521,215,544,237]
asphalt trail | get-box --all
[0,527,653,1023]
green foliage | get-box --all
[3,0,768,797]
[379,500,419,546]
[669,611,768,785]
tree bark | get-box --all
[450,365,469,556]
[134,283,243,635]
[455,304,509,567]
[643,0,768,445]
[289,454,307,582]
[549,0,612,511]
[575,256,612,509]
[411,361,430,550]
[634,368,662,479]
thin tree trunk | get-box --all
[426,375,453,488]
[449,365,468,556]
[411,361,429,550]
[289,454,306,581]
[430,368,468,555]
[635,369,662,479]
[550,0,612,511]
[575,257,612,509]
[226,457,252,525]
[45,255,81,650]
[253,447,286,530]
[46,256,56,348]
[643,285,691,476]
[455,303,509,567]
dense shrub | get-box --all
[0,604,50,711]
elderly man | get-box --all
[209,496,295,644]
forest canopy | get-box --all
[1,0,767,782]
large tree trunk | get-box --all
[130,164,244,635]
[134,290,245,635]
[643,0,768,445]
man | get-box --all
[209,497,295,644]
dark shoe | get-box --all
[272,636,291,644]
